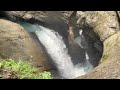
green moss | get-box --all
[105,42,112,48]
[0,59,52,79]
[100,53,110,63]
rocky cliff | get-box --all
[0,11,120,79]
[76,11,120,79]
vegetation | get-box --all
[0,59,52,79]
[100,53,110,63]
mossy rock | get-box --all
[0,59,53,79]
[100,53,110,63]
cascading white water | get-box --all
[33,25,93,79]
[74,29,88,49]
[20,21,94,79]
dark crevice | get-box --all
[115,11,120,29]
[66,11,103,68]
[81,25,103,67]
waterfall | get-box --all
[34,25,93,79]
[74,29,88,49]
[20,22,94,79]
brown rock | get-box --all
[0,68,18,79]
[0,19,52,71]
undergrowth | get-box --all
[0,59,52,79]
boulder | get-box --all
[77,11,120,41]
[76,11,120,79]
[77,31,120,79]
[0,19,52,71]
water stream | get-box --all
[19,22,102,79]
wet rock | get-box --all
[1,11,73,39]
[77,31,120,79]
[75,11,120,79]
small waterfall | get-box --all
[34,25,93,79]
[74,29,88,49]
[20,22,94,79]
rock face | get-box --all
[2,11,71,32]
[77,31,120,79]
[77,11,119,41]
[3,11,73,23]
[0,19,52,71]
[76,11,120,79]
[2,11,73,45]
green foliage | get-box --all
[102,53,110,60]
[100,53,110,63]
[41,71,52,79]
[0,59,52,79]
[105,42,112,48]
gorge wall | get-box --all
[0,11,120,79]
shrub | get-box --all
[0,59,52,79]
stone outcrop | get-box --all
[76,11,120,79]
[77,31,120,79]
[77,11,119,41]
[0,19,52,71]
